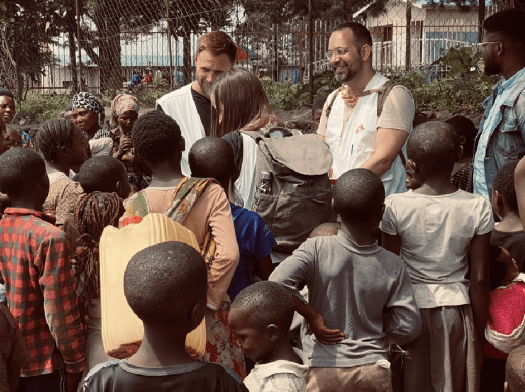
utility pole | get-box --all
[167,0,174,90]
[76,0,84,91]
[308,0,314,105]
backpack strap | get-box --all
[362,80,406,166]
[324,87,342,120]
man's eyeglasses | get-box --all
[326,47,356,60]
[476,41,500,52]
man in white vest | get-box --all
[156,31,237,176]
[317,22,415,196]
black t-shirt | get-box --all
[191,87,212,137]
[490,229,525,272]
[82,360,248,392]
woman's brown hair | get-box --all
[210,67,284,138]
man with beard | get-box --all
[473,9,525,201]
[317,22,415,196]
[156,31,237,175]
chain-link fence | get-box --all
[2,1,522,102]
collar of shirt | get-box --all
[334,230,380,255]
[493,66,525,105]
[3,207,56,224]
[254,348,309,379]
[496,273,525,290]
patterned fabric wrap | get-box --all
[128,177,217,268]
[72,92,103,114]
[111,94,139,117]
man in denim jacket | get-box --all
[473,9,525,201]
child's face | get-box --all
[7,129,23,148]
[228,308,273,363]
[405,163,421,190]
[313,109,323,130]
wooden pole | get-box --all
[76,0,84,91]
[166,0,174,90]
[299,28,304,83]
[308,0,314,105]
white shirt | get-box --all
[244,348,308,392]
[156,84,205,176]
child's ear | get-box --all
[180,137,186,153]
[189,301,205,331]
[266,324,280,343]
[494,190,505,208]
[456,145,464,162]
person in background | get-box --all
[110,93,150,190]
[312,96,327,132]
[156,31,237,175]
[143,69,153,85]
[72,92,113,157]
[0,148,86,392]
[0,88,16,125]
[446,115,477,192]
[211,67,285,211]
[491,161,525,272]
[229,282,308,392]
[381,122,494,392]
[6,129,22,148]
[128,69,142,93]
[473,9,525,200]
[35,119,87,229]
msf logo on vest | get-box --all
[355,124,365,134]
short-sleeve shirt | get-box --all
[380,190,495,308]
[82,360,249,392]
[490,229,525,273]
[43,172,84,226]
[227,203,276,301]
[0,305,28,392]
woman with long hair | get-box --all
[210,67,285,210]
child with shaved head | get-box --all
[229,281,308,391]
[82,241,248,392]
[270,168,421,392]
[381,121,494,392]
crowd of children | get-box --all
[0,78,524,392]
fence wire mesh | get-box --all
[1,1,523,102]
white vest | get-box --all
[325,72,407,196]
[156,84,206,176]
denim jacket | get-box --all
[473,67,525,200]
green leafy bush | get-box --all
[15,91,73,125]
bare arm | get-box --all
[469,232,491,363]
[382,232,401,256]
[292,295,344,345]
[360,128,408,177]
[254,255,274,281]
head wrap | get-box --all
[111,94,139,117]
[72,92,103,115]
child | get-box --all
[404,161,421,190]
[380,121,494,392]
[445,115,476,192]
[270,168,421,392]
[481,246,525,392]
[312,96,327,133]
[229,281,308,392]
[491,161,525,272]
[82,241,248,392]
[34,119,87,228]
[74,192,125,374]
[505,345,525,392]
[0,148,86,392]
[189,138,276,301]
[6,128,23,148]
[119,111,244,377]
[0,304,29,392]
[78,155,131,198]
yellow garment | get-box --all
[99,213,206,358]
